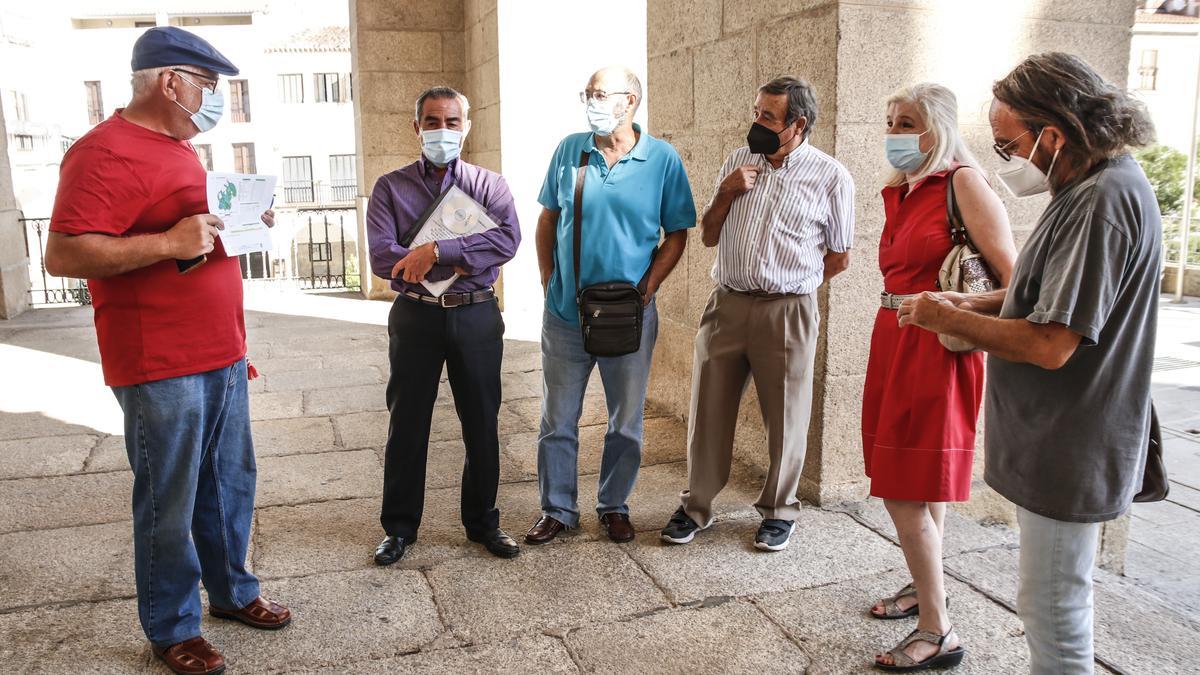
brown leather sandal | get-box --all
[209,596,292,630]
[152,636,225,675]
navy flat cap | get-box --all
[131,26,239,76]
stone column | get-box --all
[349,0,466,300]
[645,0,1137,544]
[0,104,31,320]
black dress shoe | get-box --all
[373,535,413,566]
[467,528,520,559]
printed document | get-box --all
[409,185,498,297]
[207,172,277,256]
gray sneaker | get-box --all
[660,507,706,544]
[754,519,796,551]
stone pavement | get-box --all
[0,291,1197,674]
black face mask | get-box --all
[747,121,796,155]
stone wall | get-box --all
[0,104,30,319]
[349,0,466,299]
[645,0,1139,516]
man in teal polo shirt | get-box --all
[525,65,696,545]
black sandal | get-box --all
[874,625,965,672]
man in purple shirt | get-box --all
[365,86,522,564]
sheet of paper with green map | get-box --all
[206,171,278,256]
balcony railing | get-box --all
[280,180,356,207]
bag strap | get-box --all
[946,166,969,246]
[573,150,588,298]
[572,148,655,297]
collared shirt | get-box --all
[366,156,521,295]
[709,142,855,295]
[537,123,697,324]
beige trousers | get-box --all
[680,286,819,525]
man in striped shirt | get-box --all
[661,76,855,552]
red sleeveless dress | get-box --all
[861,167,984,502]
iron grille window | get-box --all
[310,242,332,262]
[1137,50,1158,91]
[278,74,303,103]
[314,73,349,103]
[194,143,213,170]
[85,81,103,125]
[282,155,314,203]
[329,154,356,202]
[229,79,251,122]
[13,134,34,151]
[233,142,256,173]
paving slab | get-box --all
[249,355,322,373]
[0,597,156,673]
[86,434,132,473]
[0,433,96,479]
[334,410,389,450]
[754,568,1030,674]
[251,416,338,457]
[0,411,99,441]
[249,391,305,420]
[255,449,382,508]
[314,635,578,674]
[566,600,809,674]
[333,406,534,453]
[266,366,383,393]
[840,498,1019,557]
[0,470,133,533]
[267,333,390,358]
[304,384,388,416]
[320,350,390,371]
[204,567,442,671]
[624,507,899,605]
[0,520,134,611]
[426,540,670,644]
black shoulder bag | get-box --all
[573,150,649,357]
[1134,403,1169,503]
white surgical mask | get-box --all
[174,74,224,133]
[586,97,626,136]
[421,128,464,167]
[996,128,1059,198]
[885,132,928,172]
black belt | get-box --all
[402,287,495,308]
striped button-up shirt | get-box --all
[709,142,855,295]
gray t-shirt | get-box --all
[985,154,1161,523]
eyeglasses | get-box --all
[172,68,219,94]
[992,129,1032,162]
[579,90,631,104]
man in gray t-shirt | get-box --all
[896,53,1160,674]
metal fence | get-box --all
[21,218,91,306]
[20,209,359,306]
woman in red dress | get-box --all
[862,83,1016,671]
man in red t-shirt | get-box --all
[44,27,289,675]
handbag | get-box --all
[936,166,1000,352]
[572,151,648,357]
[1134,403,1170,503]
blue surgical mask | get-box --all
[421,128,464,167]
[885,132,928,172]
[174,74,224,133]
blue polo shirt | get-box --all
[538,123,697,324]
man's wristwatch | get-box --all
[433,242,441,264]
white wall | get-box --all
[496,0,647,340]
[1129,25,1200,154]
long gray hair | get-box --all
[884,83,978,187]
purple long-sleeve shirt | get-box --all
[366,158,521,295]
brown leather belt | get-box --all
[724,286,801,300]
[402,287,495,308]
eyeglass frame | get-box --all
[171,68,220,94]
[992,128,1040,162]
[578,89,632,104]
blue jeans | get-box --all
[112,359,260,648]
[537,301,658,527]
[1016,506,1102,675]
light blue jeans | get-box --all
[537,300,658,527]
[1016,506,1103,675]
[112,359,260,648]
